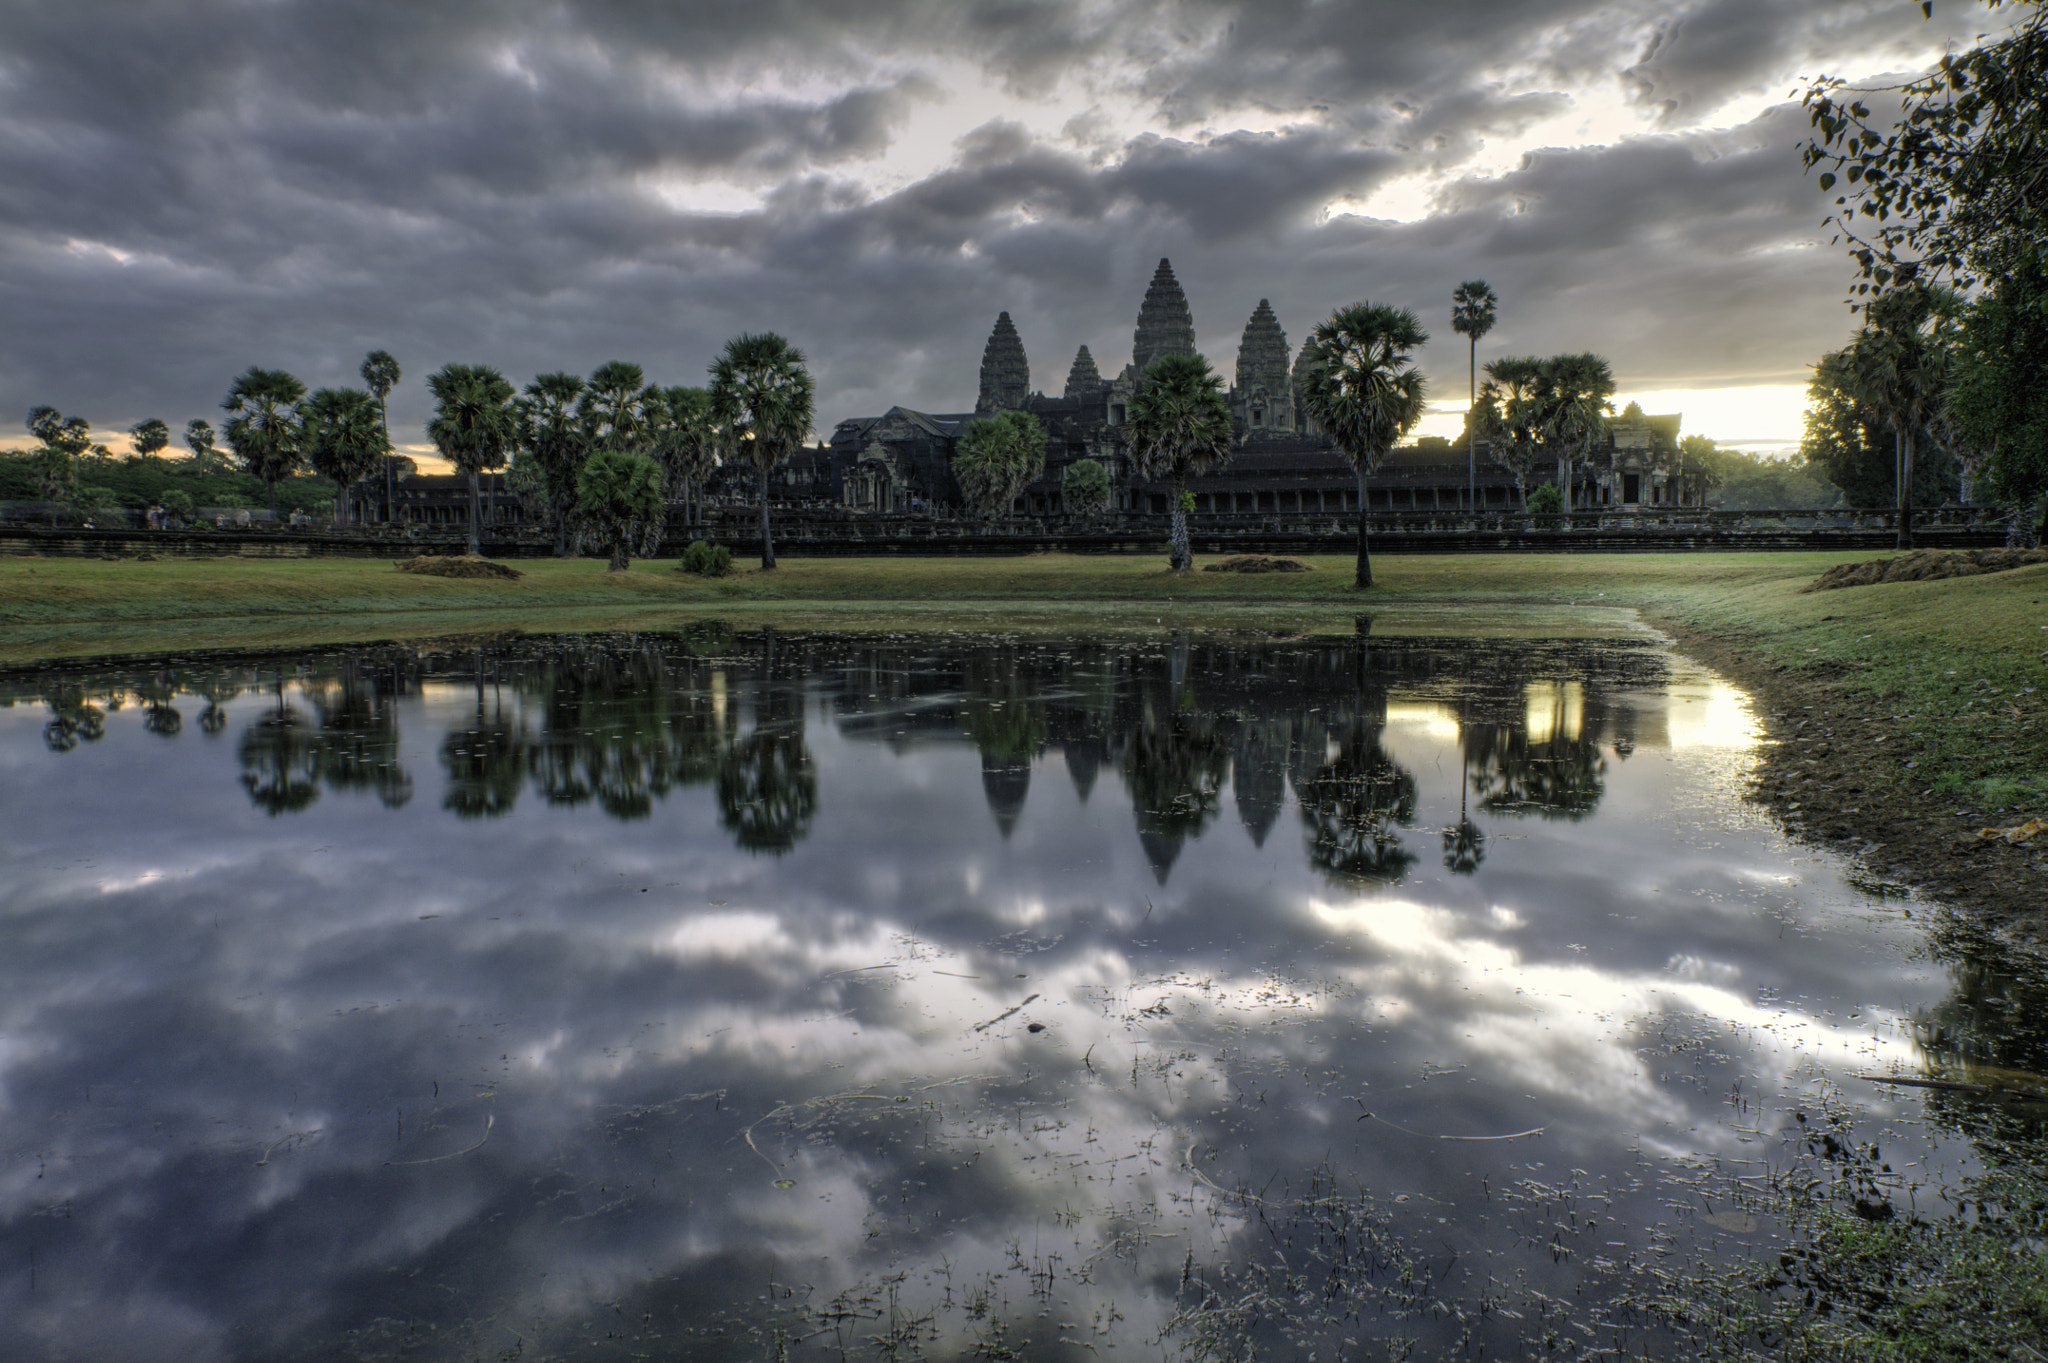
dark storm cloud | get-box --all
[0,0,1995,446]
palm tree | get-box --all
[643,385,719,554]
[1126,352,1234,570]
[128,418,170,463]
[426,363,518,556]
[360,351,401,524]
[1474,356,1545,510]
[1848,287,1949,548]
[301,387,388,527]
[519,372,590,556]
[952,408,1048,521]
[1298,303,1430,588]
[1450,281,1498,511]
[221,367,308,519]
[708,332,815,570]
[575,448,665,571]
[184,418,225,473]
[1538,352,1615,511]
[580,361,649,451]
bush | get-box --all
[680,539,732,577]
[1061,457,1111,515]
[1527,484,1564,514]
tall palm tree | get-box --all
[580,361,649,452]
[1298,303,1430,589]
[221,367,308,520]
[1450,280,1498,511]
[1848,287,1949,548]
[1474,356,1545,509]
[426,363,518,556]
[301,387,388,527]
[128,418,170,463]
[645,385,719,548]
[1538,352,1615,511]
[708,332,815,570]
[519,371,590,556]
[360,351,401,524]
[1126,352,1234,570]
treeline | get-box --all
[12,333,818,569]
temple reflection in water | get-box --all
[14,626,1672,890]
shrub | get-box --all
[681,539,732,577]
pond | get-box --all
[0,626,2036,1360]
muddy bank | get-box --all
[1654,617,2047,941]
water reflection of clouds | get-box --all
[0,636,1957,1359]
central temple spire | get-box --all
[1132,258,1196,377]
[976,311,1029,414]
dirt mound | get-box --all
[1804,546,2047,592]
[1203,555,1315,574]
[396,554,523,580]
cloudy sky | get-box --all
[0,0,2013,461]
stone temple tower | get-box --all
[1131,258,1197,378]
[1063,344,1104,401]
[1292,335,1320,437]
[976,311,1029,414]
[1235,299,1292,430]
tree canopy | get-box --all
[221,366,308,516]
[1126,352,1232,570]
[574,448,665,571]
[300,386,388,527]
[1801,0,2048,293]
[952,408,1047,521]
[1299,303,1429,588]
[426,362,517,555]
[708,332,814,570]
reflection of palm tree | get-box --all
[1441,820,1486,875]
[441,661,527,819]
[238,677,320,816]
[718,649,816,854]
[1465,724,1607,821]
[718,729,815,853]
[1299,722,1417,887]
[314,664,412,809]
[196,673,242,737]
[42,686,106,753]
[1442,696,1484,875]
[137,672,182,738]
[530,644,732,820]
[1122,706,1228,885]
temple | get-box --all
[801,258,1705,517]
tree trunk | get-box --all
[1354,466,1373,590]
[1169,478,1191,570]
[1467,339,1476,512]
[335,479,350,528]
[268,479,279,522]
[758,465,776,570]
[609,528,629,572]
[467,469,482,556]
[1896,426,1914,550]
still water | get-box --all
[0,627,2026,1360]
